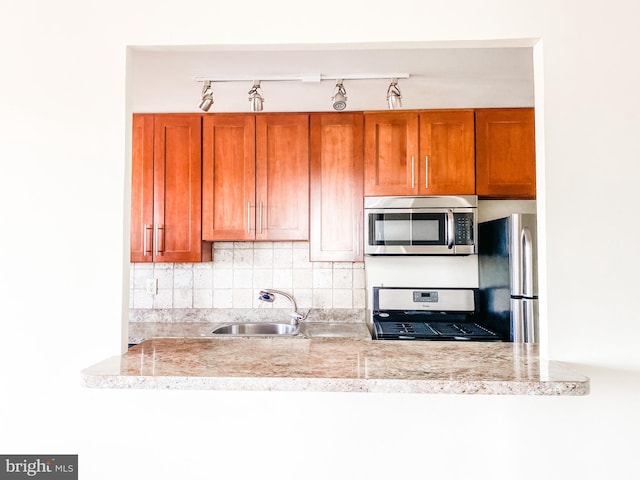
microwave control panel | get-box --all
[454,213,474,245]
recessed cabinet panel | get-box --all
[418,110,475,195]
[130,115,154,263]
[475,108,536,199]
[157,123,195,256]
[256,114,309,241]
[202,115,256,240]
[310,113,364,261]
[364,112,419,196]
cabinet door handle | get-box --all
[259,202,263,234]
[247,202,251,234]
[154,224,158,257]
[143,224,152,256]
[411,156,415,189]
[425,155,429,189]
[155,224,165,256]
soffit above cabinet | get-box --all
[130,42,534,113]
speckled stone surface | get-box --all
[127,309,367,344]
[128,321,371,344]
[81,336,589,395]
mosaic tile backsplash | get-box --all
[130,241,366,310]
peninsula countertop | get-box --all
[82,326,589,395]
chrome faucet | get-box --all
[258,289,305,325]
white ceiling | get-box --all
[130,43,534,113]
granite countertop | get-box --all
[126,308,370,344]
[127,321,372,344]
[82,333,589,396]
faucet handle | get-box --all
[258,291,275,302]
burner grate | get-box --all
[374,319,500,340]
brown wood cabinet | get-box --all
[475,108,536,199]
[364,110,475,196]
[418,110,475,195]
[202,115,256,240]
[364,112,418,195]
[309,113,364,262]
[202,113,309,241]
[130,114,211,263]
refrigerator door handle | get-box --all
[521,227,534,297]
[512,299,525,343]
[512,298,536,343]
[521,227,536,343]
[524,299,536,343]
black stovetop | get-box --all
[372,311,502,341]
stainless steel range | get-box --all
[370,287,502,341]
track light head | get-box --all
[386,78,402,110]
[331,80,347,111]
[248,81,264,112]
[198,81,214,112]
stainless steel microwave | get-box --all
[364,196,478,255]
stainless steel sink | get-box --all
[210,322,300,336]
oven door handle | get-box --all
[446,209,455,249]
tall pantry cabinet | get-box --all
[130,114,211,263]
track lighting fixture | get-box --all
[248,81,264,112]
[386,78,402,110]
[195,73,409,111]
[331,80,347,111]
[198,81,214,112]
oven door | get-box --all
[364,208,454,255]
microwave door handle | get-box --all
[447,209,454,249]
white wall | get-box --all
[1,1,639,479]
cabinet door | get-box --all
[152,114,209,262]
[130,114,155,263]
[418,110,475,195]
[255,114,309,241]
[310,113,364,261]
[364,112,419,196]
[202,115,256,240]
[475,108,536,199]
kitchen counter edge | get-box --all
[81,336,590,396]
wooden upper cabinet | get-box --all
[255,114,309,241]
[130,114,211,263]
[310,113,364,262]
[475,108,536,199]
[202,115,256,240]
[364,112,419,195]
[418,110,475,195]
[364,110,474,196]
[130,114,154,262]
[202,113,309,242]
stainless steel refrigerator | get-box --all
[478,214,538,343]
